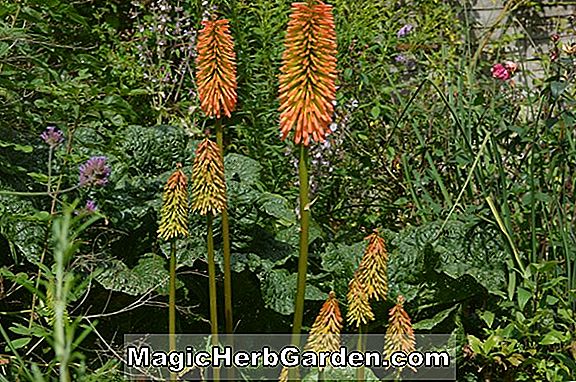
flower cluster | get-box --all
[357,230,389,301]
[346,273,375,328]
[40,126,64,148]
[305,291,343,354]
[397,24,413,38]
[190,138,227,216]
[491,61,518,81]
[85,200,98,213]
[278,0,337,145]
[383,295,416,371]
[158,165,189,241]
[79,156,111,187]
[195,17,238,119]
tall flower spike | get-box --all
[346,273,375,328]
[278,0,337,146]
[357,230,389,301]
[158,164,189,241]
[191,138,227,215]
[383,295,416,370]
[304,291,343,354]
[196,17,237,118]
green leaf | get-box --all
[483,335,499,354]
[517,287,531,310]
[10,337,31,350]
[259,269,325,315]
[0,140,33,153]
[370,105,380,119]
[95,254,170,296]
[467,335,483,355]
[540,330,566,345]
[258,193,296,225]
[550,81,567,98]
[479,310,495,328]
[27,172,49,183]
[413,305,458,330]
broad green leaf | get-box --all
[517,287,531,310]
[95,254,170,296]
[479,310,495,328]
[540,330,567,345]
[413,305,458,330]
[258,192,296,225]
[259,269,325,315]
[467,335,483,355]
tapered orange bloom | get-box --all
[357,230,389,301]
[346,273,375,328]
[305,291,343,354]
[158,165,189,241]
[278,0,337,146]
[383,295,416,370]
[190,138,227,216]
[196,17,237,118]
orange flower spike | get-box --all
[346,273,375,328]
[357,230,389,301]
[196,18,237,119]
[383,295,416,369]
[278,1,337,146]
[305,291,343,354]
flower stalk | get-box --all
[278,4,337,364]
[191,138,227,382]
[216,120,233,337]
[157,165,189,355]
[291,144,310,347]
[196,16,237,338]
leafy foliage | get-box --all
[1,0,575,380]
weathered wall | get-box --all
[467,1,576,81]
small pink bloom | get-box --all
[491,63,510,80]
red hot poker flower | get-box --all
[278,1,337,146]
[196,18,237,119]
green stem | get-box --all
[356,325,366,381]
[215,120,233,336]
[169,241,177,352]
[207,213,220,382]
[0,184,80,197]
[28,147,55,329]
[289,145,310,380]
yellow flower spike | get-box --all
[357,230,389,301]
[383,295,416,371]
[190,138,227,216]
[346,273,375,328]
[304,291,343,354]
[196,17,237,119]
[278,0,337,146]
[157,164,189,241]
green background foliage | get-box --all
[0,0,575,380]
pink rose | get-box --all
[491,63,510,80]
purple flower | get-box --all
[40,126,64,148]
[397,24,413,38]
[395,54,407,63]
[79,156,111,187]
[85,200,98,213]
